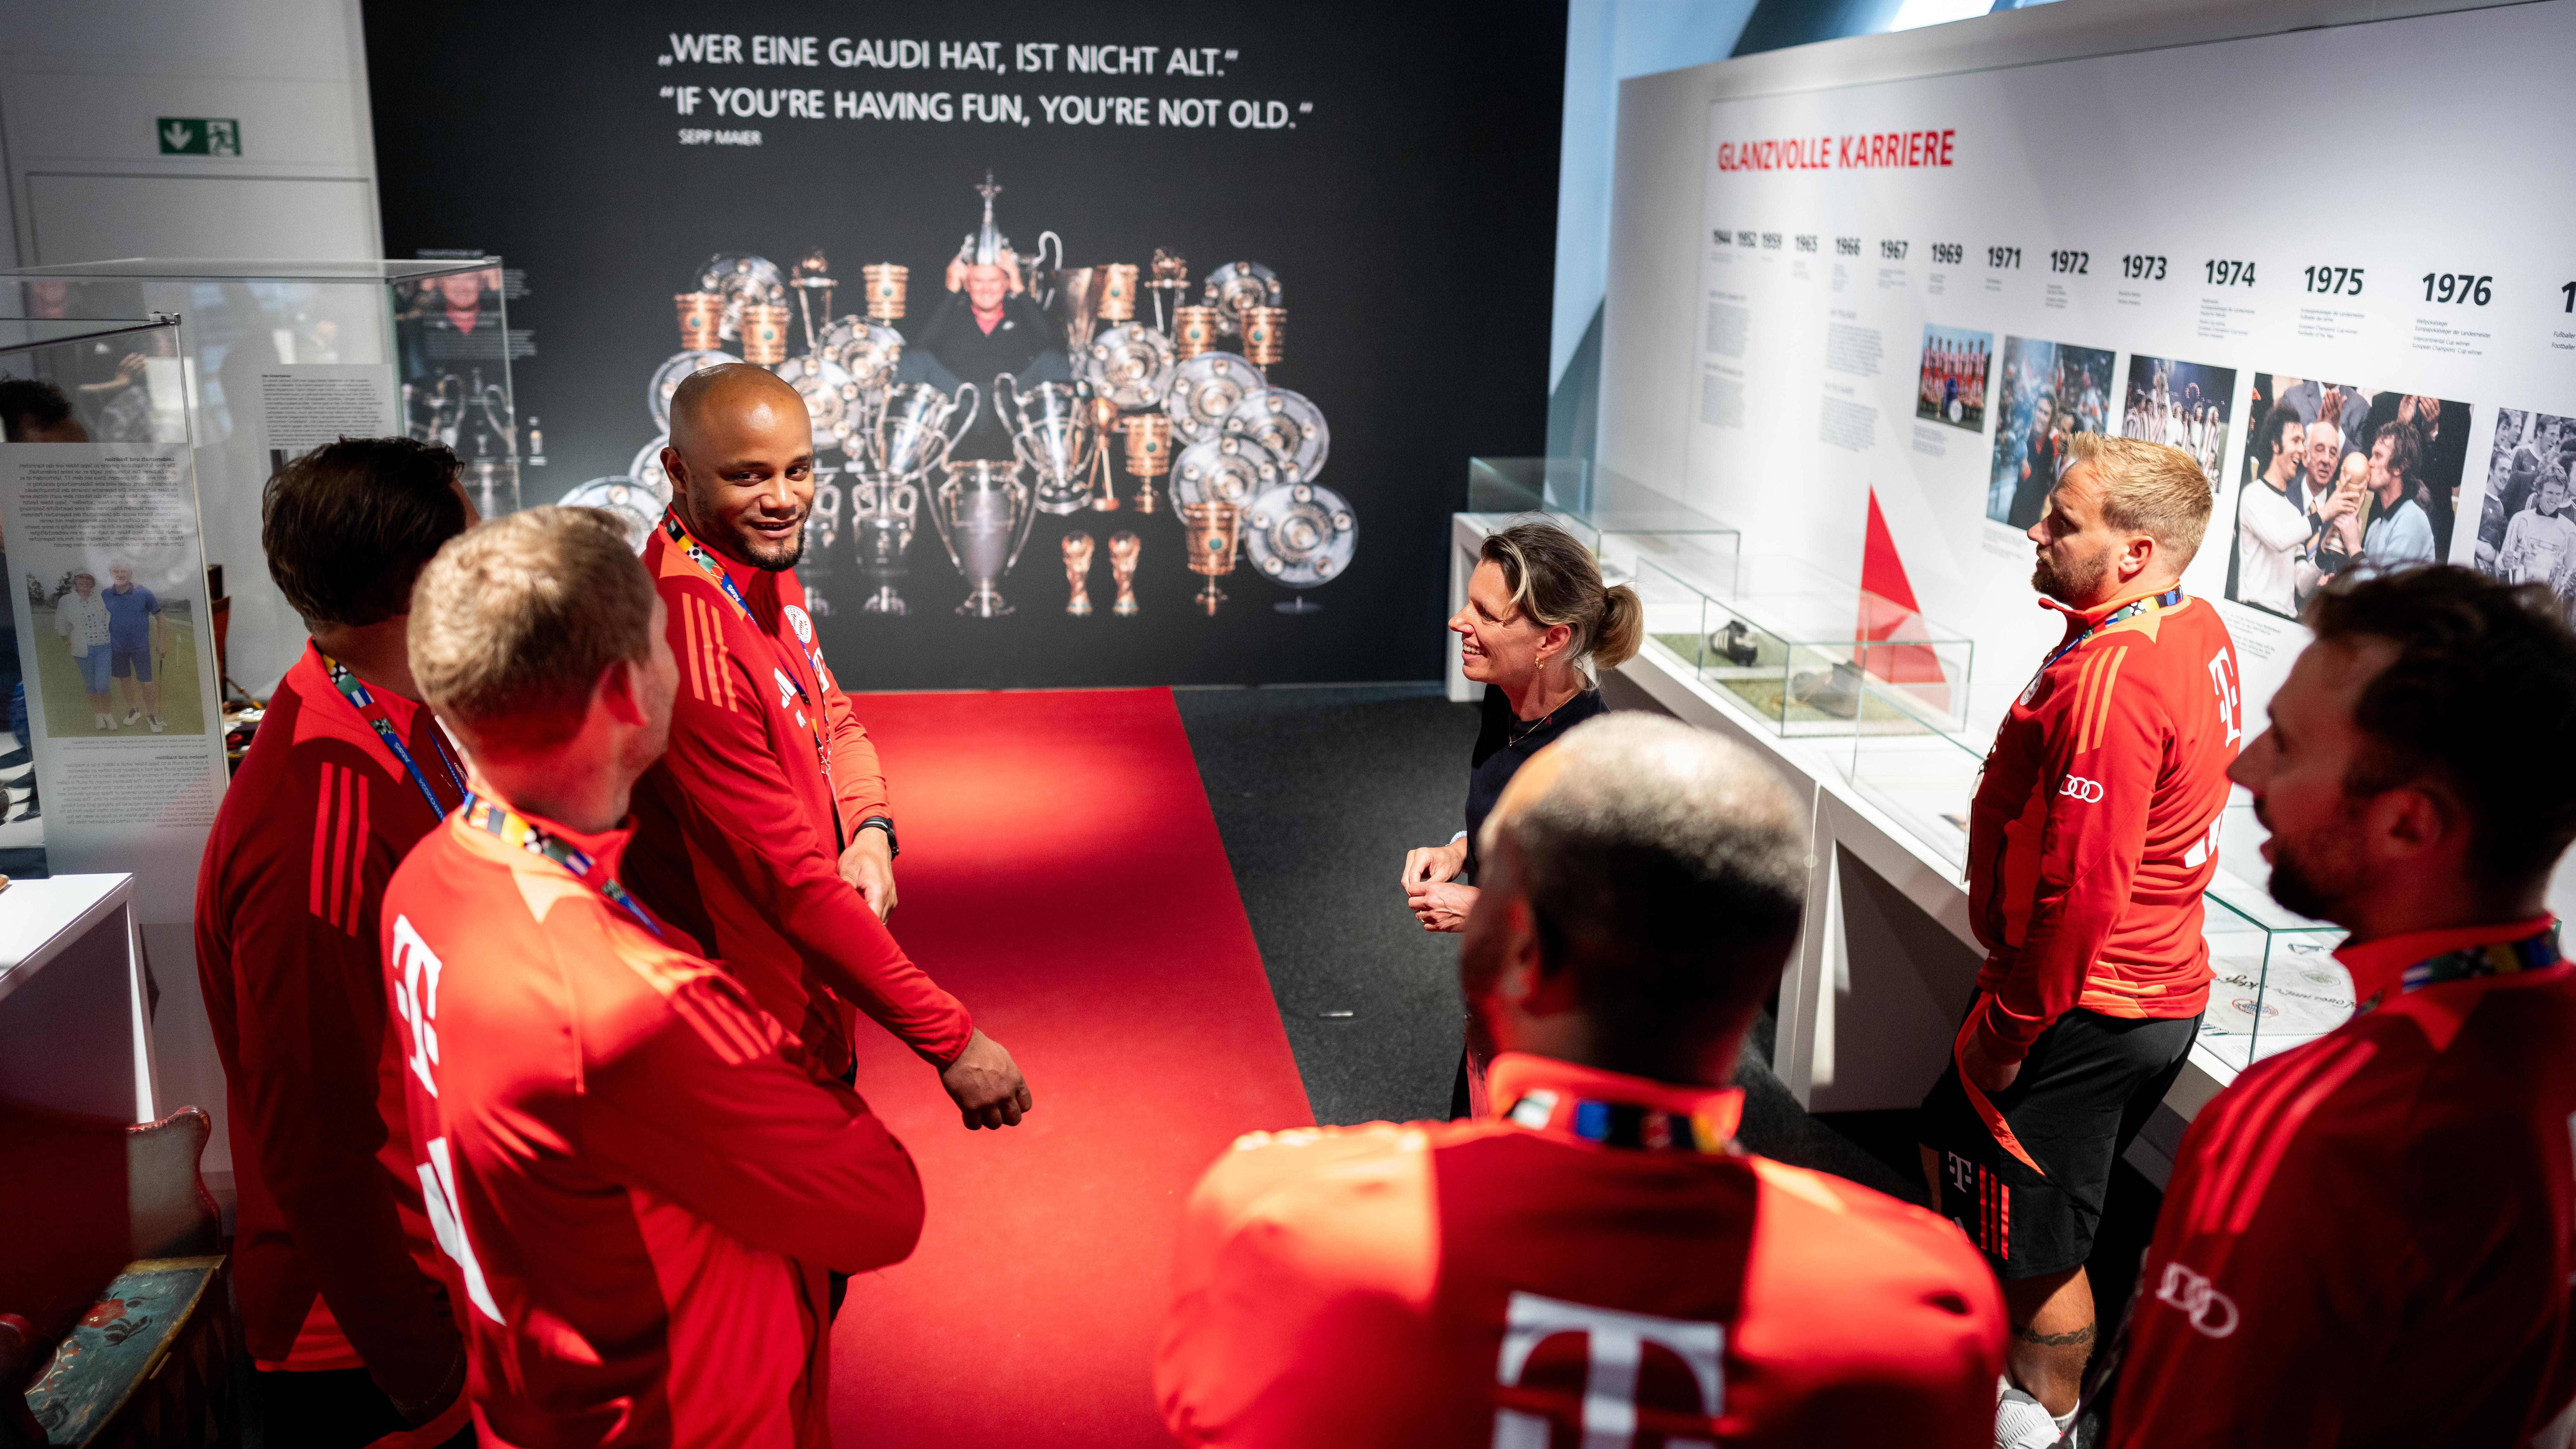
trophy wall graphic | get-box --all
[599,175,1353,626]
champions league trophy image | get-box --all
[875,381,980,480]
[929,458,1038,616]
[997,373,1093,515]
[1108,530,1142,617]
[1062,531,1096,615]
[851,471,921,615]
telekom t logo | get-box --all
[1492,1291,1724,1449]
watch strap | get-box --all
[857,815,899,858]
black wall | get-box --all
[364,0,1565,687]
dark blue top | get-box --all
[102,583,160,651]
[1463,683,1608,883]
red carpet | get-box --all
[827,688,1311,1446]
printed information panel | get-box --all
[1682,0,2576,735]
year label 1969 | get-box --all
[2121,254,2166,281]
[1931,243,1963,266]
[2303,266,2364,296]
[2204,259,2255,287]
[2050,250,2089,275]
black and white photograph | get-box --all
[2223,372,2476,620]
[1914,323,1991,433]
[1984,336,2114,530]
[2469,408,2576,615]
[2118,355,2234,486]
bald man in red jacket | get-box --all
[623,363,1029,1129]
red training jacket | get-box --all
[2110,918,2576,1447]
[1157,1053,2005,1447]
[193,643,462,1399]
[1966,587,2241,1062]
[624,518,973,1079]
[382,786,925,1448]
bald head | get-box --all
[668,362,806,456]
[661,362,814,571]
[1468,713,1807,1080]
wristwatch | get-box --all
[857,815,899,859]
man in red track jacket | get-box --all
[1916,436,2241,1443]
[387,508,925,1448]
[1159,715,2006,1447]
[194,439,475,1447]
[624,363,1028,1129]
[2109,566,2576,1447]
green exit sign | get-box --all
[157,118,240,156]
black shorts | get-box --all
[1919,1005,2199,1278]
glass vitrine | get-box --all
[1634,548,1975,737]
[1465,456,1742,585]
[0,258,518,697]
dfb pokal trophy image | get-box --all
[929,458,1038,617]
[850,471,920,615]
[1179,499,1243,615]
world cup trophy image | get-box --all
[1085,394,1123,512]
[1179,499,1243,615]
[1062,531,1096,616]
[1108,530,1142,617]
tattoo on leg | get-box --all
[2011,1321,2097,1347]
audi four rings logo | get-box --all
[2059,775,2104,803]
[2154,1262,2240,1337]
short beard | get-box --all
[2032,546,2108,605]
[683,494,806,572]
[2259,804,2365,923]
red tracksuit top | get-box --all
[2110,917,2576,1448]
[1966,587,2242,1061]
[625,516,973,1078]
[1156,1053,2006,1447]
[381,788,925,1449]
[192,643,462,1398]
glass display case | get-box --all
[0,259,519,698]
[1840,691,1986,872]
[2195,794,2349,1070]
[0,315,232,897]
[1465,456,1742,583]
[1632,547,1975,737]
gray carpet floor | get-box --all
[1171,682,1923,1204]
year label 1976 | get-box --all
[2419,273,2491,305]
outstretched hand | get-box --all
[941,1029,1032,1130]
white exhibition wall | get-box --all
[1599,0,2576,915]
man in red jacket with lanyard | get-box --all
[1915,435,2241,1446]
[385,507,925,1447]
[1158,714,2007,1446]
[2109,566,2576,1446]
[194,438,475,1447]
[624,363,1029,1129]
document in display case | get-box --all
[0,258,519,698]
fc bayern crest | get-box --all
[784,603,815,644]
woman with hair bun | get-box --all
[1402,520,1642,1108]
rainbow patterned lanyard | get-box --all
[1504,1089,1732,1154]
[321,653,468,818]
[460,792,664,940]
[660,509,833,781]
[2039,586,2184,676]
[2397,924,2561,995]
